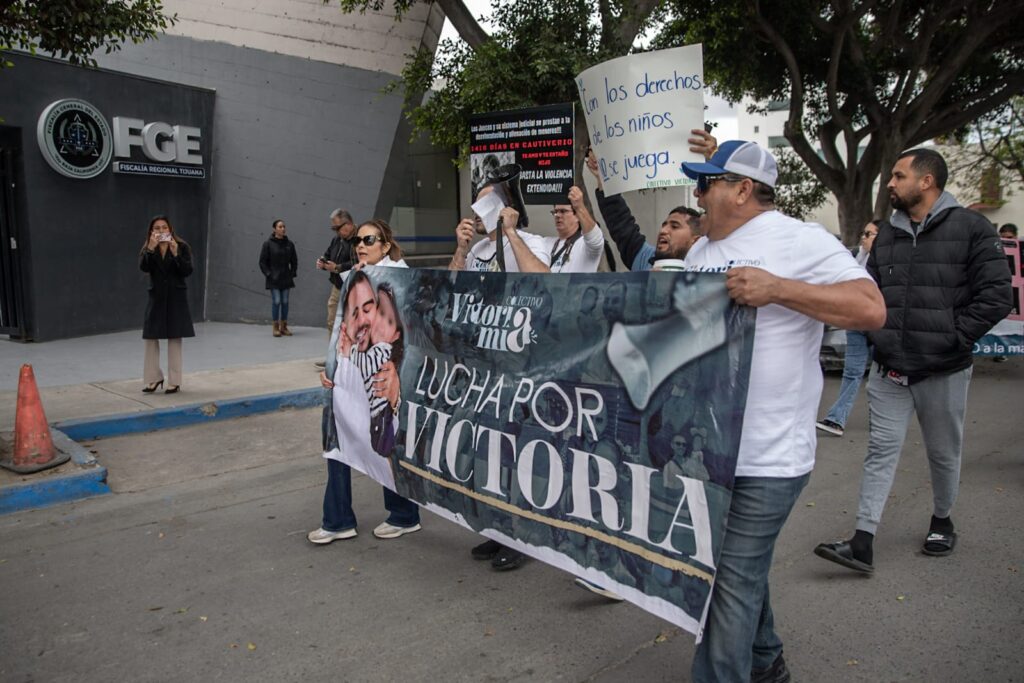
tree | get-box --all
[773,146,828,220]
[946,95,1024,205]
[0,0,176,69]
[657,0,1024,244]
[334,0,664,189]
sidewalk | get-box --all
[0,322,328,429]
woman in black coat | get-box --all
[140,215,195,394]
[259,219,299,336]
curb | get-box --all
[1,387,323,515]
[55,387,323,441]
[0,430,109,515]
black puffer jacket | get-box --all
[259,234,298,290]
[867,192,1012,378]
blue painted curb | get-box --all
[0,466,109,515]
[0,430,111,515]
[1,388,323,515]
[54,387,323,441]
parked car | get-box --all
[819,324,847,372]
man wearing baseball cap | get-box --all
[679,141,887,683]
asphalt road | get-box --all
[1,359,1021,682]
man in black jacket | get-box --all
[815,148,1012,573]
[316,208,356,333]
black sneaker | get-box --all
[471,539,503,561]
[815,419,844,436]
[751,653,791,683]
[491,546,527,571]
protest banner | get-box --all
[974,238,1023,356]
[469,103,575,204]
[575,45,705,196]
[322,267,755,636]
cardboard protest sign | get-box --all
[322,267,755,636]
[469,103,574,203]
[575,45,705,196]
[974,238,1023,355]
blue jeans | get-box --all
[271,288,290,321]
[824,330,870,428]
[321,458,420,531]
[692,474,810,683]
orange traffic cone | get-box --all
[1,364,69,473]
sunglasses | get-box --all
[550,208,573,216]
[861,231,878,238]
[351,234,383,246]
[696,174,746,193]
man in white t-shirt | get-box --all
[546,186,605,273]
[448,185,551,273]
[448,182,549,572]
[679,141,886,683]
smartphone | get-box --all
[159,234,173,242]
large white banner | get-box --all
[575,45,705,196]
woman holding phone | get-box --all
[140,215,195,394]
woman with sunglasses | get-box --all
[309,219,420,545]
[139,215,195,394]
[816,221,880,437]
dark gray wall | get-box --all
[0,53,213,341]
[98,35,408,327]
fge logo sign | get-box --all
[37,99,205,180]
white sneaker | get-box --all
[574,577,625,601]
[307,527,357,544]
[372,521,421,539]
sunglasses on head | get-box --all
[352,234,382,247]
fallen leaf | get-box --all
[995,487,1004,493]
[1008,566,1018,573]
[847,659,859,666]
[158,532,165,539]
[247,643,257,651]
[175,608,188,614]
[484,630,494,637]
[896,595,905,601]
[349,567,356,572]
[147,606,163,612]
[230,643,238,649]
[805,502,815,507]
[0,559,7,564]
[654,633,668,644]
[200,616,208,622]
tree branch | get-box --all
[435,0,490,49]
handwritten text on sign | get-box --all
[576,45,705,196]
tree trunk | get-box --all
[835,184,875,247]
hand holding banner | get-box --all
[576,45,705,196]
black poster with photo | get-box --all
[469,103,575,204]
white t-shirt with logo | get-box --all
[466,230,552,272]
[683,211,871,478]
[545,227,606,273]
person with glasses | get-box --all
[316,208,356,337]
[545,186,605,273]
[816,221,880,436]
[679,140,886,683]
[584,129,714,271]
[311,219,421,545]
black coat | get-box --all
[867,204,1012,378]
[259,235,298,289]
[140,241,196,339]
[321,235,353,288]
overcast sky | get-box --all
[437,2,740,140]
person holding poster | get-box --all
[545,186,606,273]
[585,131,715,271]
[308,220,421,545]
[448,184,551,274]
[679,141,886,683]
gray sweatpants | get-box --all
[855,364,973,534]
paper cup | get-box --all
[651,259,686,271]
